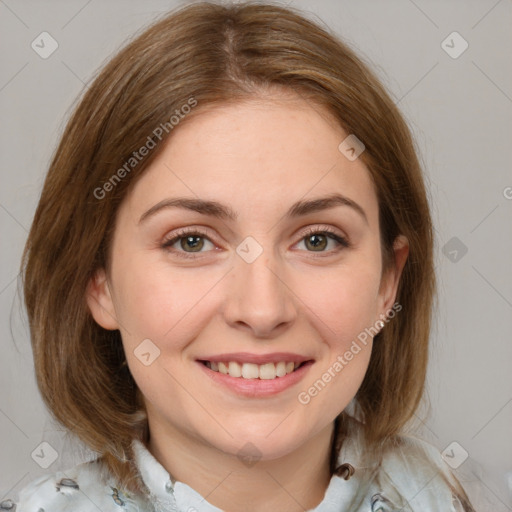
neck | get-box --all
[147,421,336,512]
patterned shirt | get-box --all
[7,429,465,511]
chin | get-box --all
[203,419,316,462]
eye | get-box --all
[295,226,350,254]
[161,225,350,260]
[161,228,216,259]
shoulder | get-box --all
[9,458,151,512]
[377,434,466,510]
[339,418,468,511]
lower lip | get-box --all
[196,361,314,398]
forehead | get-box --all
[120,94,378,225]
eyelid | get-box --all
[297,224,347,240]
[294,224,350,252]
[161,226,217,247]
[159,226,221,261]
[161,223,350,258]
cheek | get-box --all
[111,254,217,342]
[299,261,382,340]
[113,243,383,351]
[294,262,381,404]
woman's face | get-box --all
[88,92,407,462]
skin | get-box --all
[87,91,408,512]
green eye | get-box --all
[161,229,216,259]
[298,229,349,253]
[179,235,206,252]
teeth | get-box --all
[259,362,276,380]
[228,361,242,377]
[275,361,287,377]
[242,363,259,379]
[205,361,301,380]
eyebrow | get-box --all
[138,193,368,225]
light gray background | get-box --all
[1,0,511,510]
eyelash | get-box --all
[161,226,350,260]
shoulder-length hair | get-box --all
[21,1,469,505]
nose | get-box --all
[222,249,297,339]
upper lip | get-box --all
[197,352,314,365]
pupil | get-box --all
[182,235,203,252]
[307,234,326,251]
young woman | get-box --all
[12,1,475,511]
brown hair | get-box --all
[21,1,472,507]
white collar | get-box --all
[131,439,355,512]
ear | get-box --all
[86,268,120,330]
[377,235,409,315]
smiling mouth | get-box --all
[199,360,310,380]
